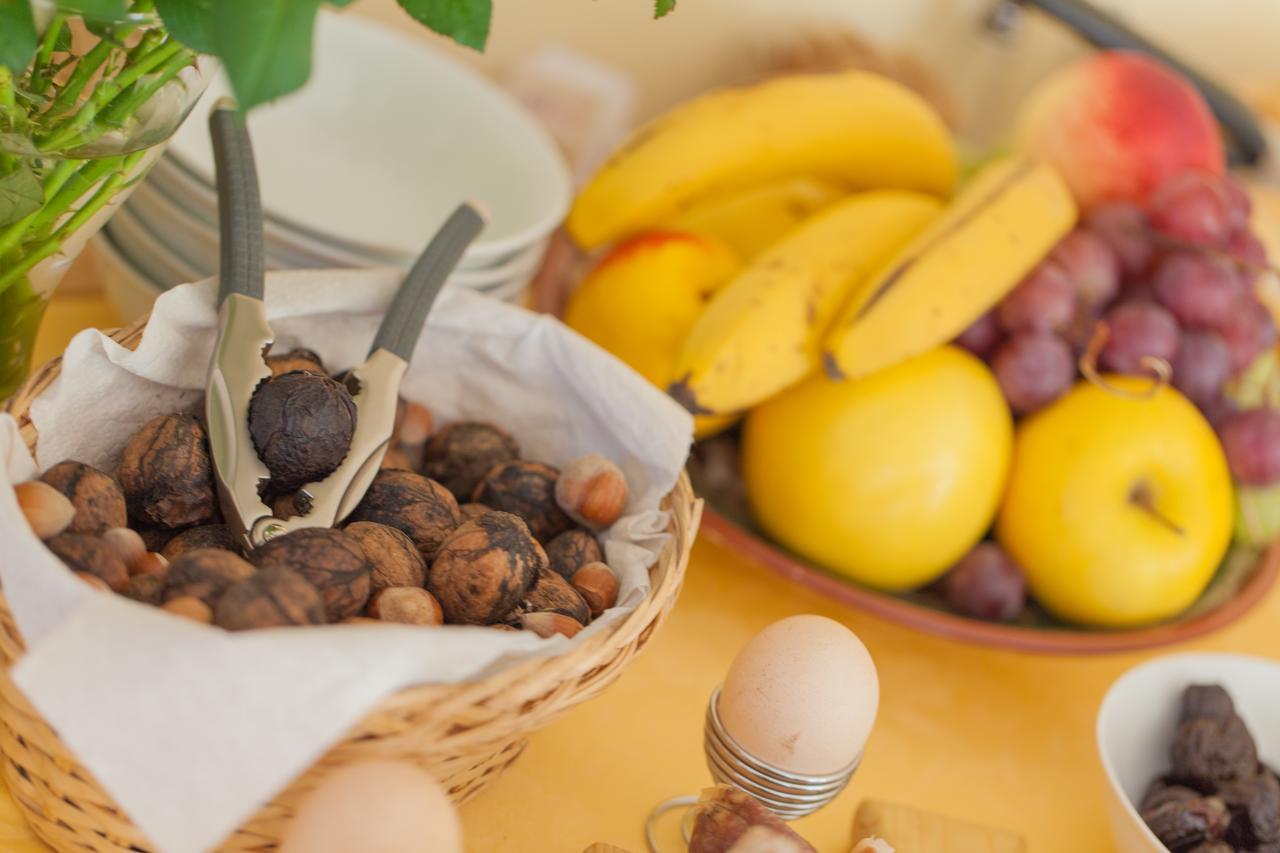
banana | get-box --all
[568,72,956,249]
[822,159,1076,382]
[666,177,844,259]
[668,191,942,416]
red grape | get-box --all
[955,311,1003,359]
[1172,331,1232,408]
[1223,174,1253,236]
[1085,202,1155,279]
[1100,300,1180,374]
[1151,250,1243,330]
[1218,408,1280,485]
[992,332,1076,415]
[941,542,1026,622]
[998,262,1076,333]
[1221,300,1277,372]
[1148,170,1232,248]
[1226,229,1267,269]
[1051,229,1121,309]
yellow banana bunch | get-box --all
[668,191,942,416]
[666,177,843,259]
[822,158,1077,382]
[568,71,956,249]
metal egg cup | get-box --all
[645,686,860,851]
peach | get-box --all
[1014,51,1224,209]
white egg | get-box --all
[718,614,879,775]
[281,760,463,853]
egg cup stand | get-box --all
[644,686,860,852]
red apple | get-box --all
[1014,51,1224,210]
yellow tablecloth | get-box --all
[11,293,1280,853]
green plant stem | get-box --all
[0,157,107,257]
[28,15,68,94]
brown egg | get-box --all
[281,760,462,853]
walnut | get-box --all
[1182,685,1237,722]
[1173,716,1259,787]
[124,573,167,606]
[346,469,460,561]
[472,461,572,543]
[266,347,326,377]
[214,568,327,630]
[1220,771,1280,847]
[136,524,179,553]
[522,567,589,623]
[163,548,256,606]
[46,533,128,592]
[250,527,371,621]
[344,521,426,592]
[39,460,127,534]
[421,421,519,501]
[428,511,544,625]
[544,529,603,581]
[458,502,490,521]
[248,371,357,494]
[366,587,443,626]
[161,524,237,561]
[117,413,220,528]
[1141,796,1230,851]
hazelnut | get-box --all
[124,573,167,605]
[422,422,520,502]
[162,595,213,624]
[214,568,327,630]
[248,371,357,495]
[39,460,128,534]
[458,502,490,521]
[14,480,75,539]
[346,469,460,561]
[472,461,573,543]
[132,552,170,578]
[521,611,583,639]
[74,571,112,593]
[555,454,628,529]
[102,527,146,570]
[428,511,544,625]
[250,527,371,621]
[367,587,443,626]
[160,524,236,561]
[163,548,256,606]
[571,562,619,618]
[522,567,590,624]
[380,446,413,471]
[46,533,129,592]
[266,347,326,377]
[344,522,426,592]
[117,413,220,528]
[544,529,603,581]
[394,400,434,469]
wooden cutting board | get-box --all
[853,800,1026,852]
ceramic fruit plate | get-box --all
[689,451,1279,654]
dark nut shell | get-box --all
[40,460,127,534]
[125,573,167,606]
[250,527,371,621]
[117,413,220,528]
[346,469,461,561]
[344,522,426,592]
[215,568,326,630]
[136,524,179,553]
[1141,796,1230,851]
[161,524,236,561]
[163,548,256,606]
[1221,771,1280,846]
[472,461,572,543]
[266,347,326,377]
[428,511,544,625]
[47,533,129,592]
[522,567,590,623]
[1182,685,1237,722]
[1173,716,1259,786]
[248,371,357,494]
[458,502,490,521]
[543,529,603,581]
[421,422,519,502]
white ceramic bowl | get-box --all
[165,10,569,267]
[1097,653,1280,853]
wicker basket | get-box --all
[0,317,701,852]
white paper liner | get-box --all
[0,269,693,852]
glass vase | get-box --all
[0,2,211,399]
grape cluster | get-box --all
[945,169,1279,621]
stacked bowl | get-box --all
[96,10,571,320]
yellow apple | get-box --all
[741,346,1012,591]
[996,377,1233,628]
[564,231,740,438]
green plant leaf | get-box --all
[655,0,676,17]
[0,0,37,73]
[155,0,215,53]
[397,0,490,51]
[0,132,39,156]
[57,0,127,20]
[0,164,41,227]
[325,0,358,6]
[214,0,321,111]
